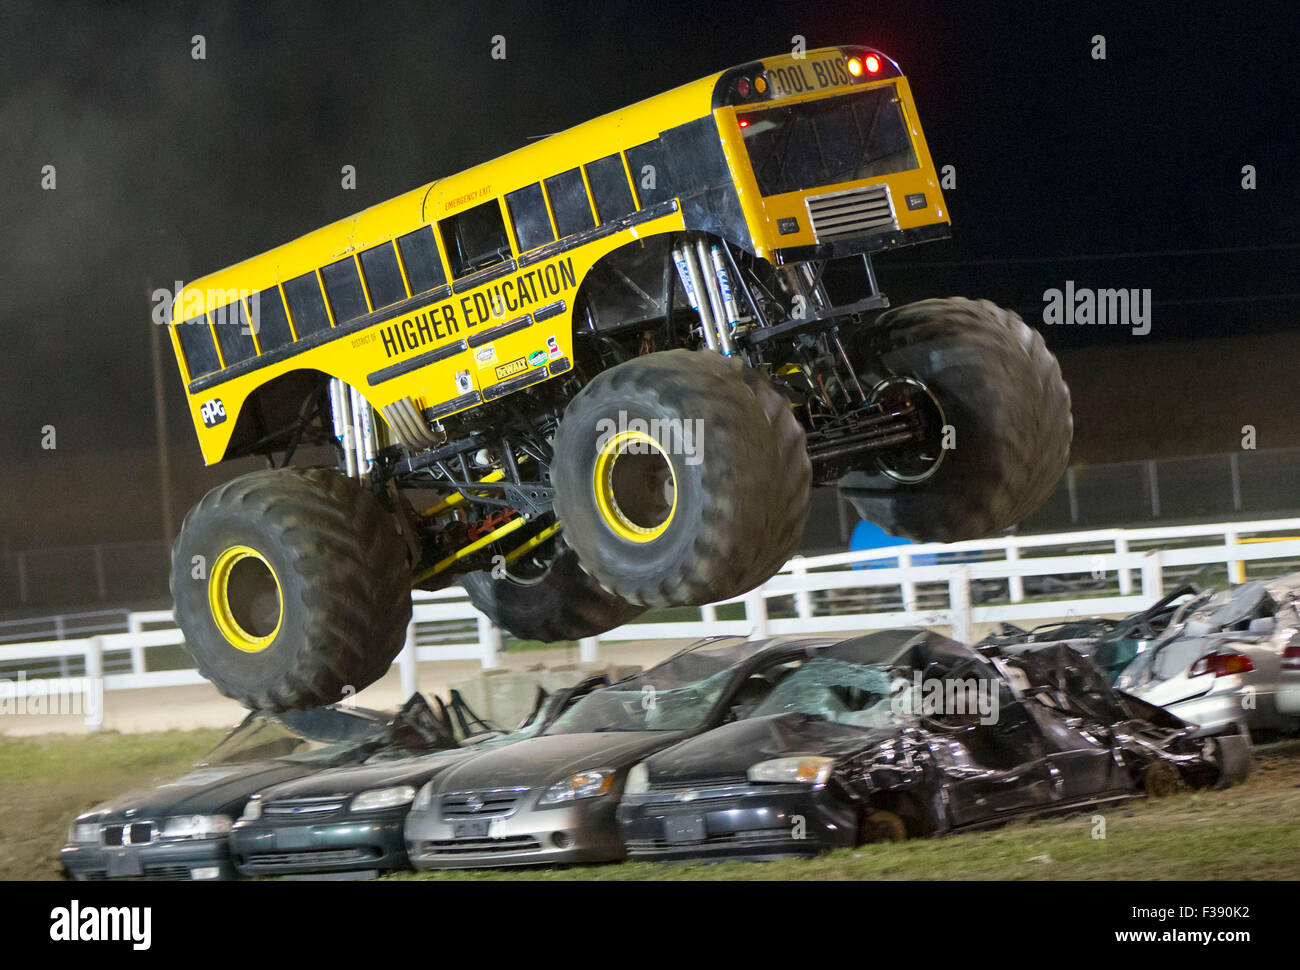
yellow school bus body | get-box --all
[171,46,948,465]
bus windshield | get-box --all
[739,84,919,196]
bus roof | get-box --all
[176,54,749,314]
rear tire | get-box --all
[839,298,1072,542]
[170,468,412,711]
[552,349,811,607]
[460,546,645,642]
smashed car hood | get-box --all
[73,759,315,822]
[434,731,679,791]
[647,713,897,783]
[252,749,480,800]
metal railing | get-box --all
[2,516,1299,731]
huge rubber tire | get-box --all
[552,349,811,607]
[840,298,1072,542]
[460,546,645,642]
[170,468,412,711]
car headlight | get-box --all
[161,814,234,840]
[411,782,434,813]
[350,785,417,812]
[747,757,834,786]
[624,763,649,796]
[240,797,263,822]
[539,769,615,805]
[68,822,101,844]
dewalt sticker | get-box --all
[495,357,527,380]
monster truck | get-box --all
[165,45,1071,709]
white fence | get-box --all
[3,516,1299,730]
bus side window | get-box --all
[175,314,221,379]
[439,200,512,278]
[505,183,555,252]
[585,154,636,224]
[359,243,408,309]
[247,288,294,351]
[396,226,447,295]
[211,302,256,366]
[544,168,595,239]
[283,271,332,336]
[625,139,675,209]
[321,257,369,324]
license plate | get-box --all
[664,816,705,844]
[275,827,313,850]
[452,819,490,839]
[105,848,143,878]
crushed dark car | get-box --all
[61,696,454,881]
[616,628,1250,862]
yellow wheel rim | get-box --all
[592,430,677,543]
[208,545,283,653]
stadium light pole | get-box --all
[149,316,176,542]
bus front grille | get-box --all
[806,185,897,242]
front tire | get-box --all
[552,350,811,608]
[170,468,412,711]
[840,298,1072,542]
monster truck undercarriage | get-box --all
[173,233,1072,710]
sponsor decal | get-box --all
[475,345,497,368]
[377,255,576,360]
[527,350,547,367]
[199,398,226,428]
[546,335,562,359]
[495,357,527,380]
[454,369,473,395]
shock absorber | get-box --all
[672,236,739,356]
[328,378,377,480]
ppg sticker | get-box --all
[546,335,561,359]
[199,398,227,428]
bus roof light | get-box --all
[847,57,863,77]
[864,54,882,74]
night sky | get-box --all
[1,0,1297,550]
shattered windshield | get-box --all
[748,657,912,729]
[546,638,763,734]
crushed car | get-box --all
[228,674,608,878]
[61,697,452,881]
[404,636,836,870]
[977,583,1202,684]
[1116,573,1300,740]
[615,628,1250,862]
